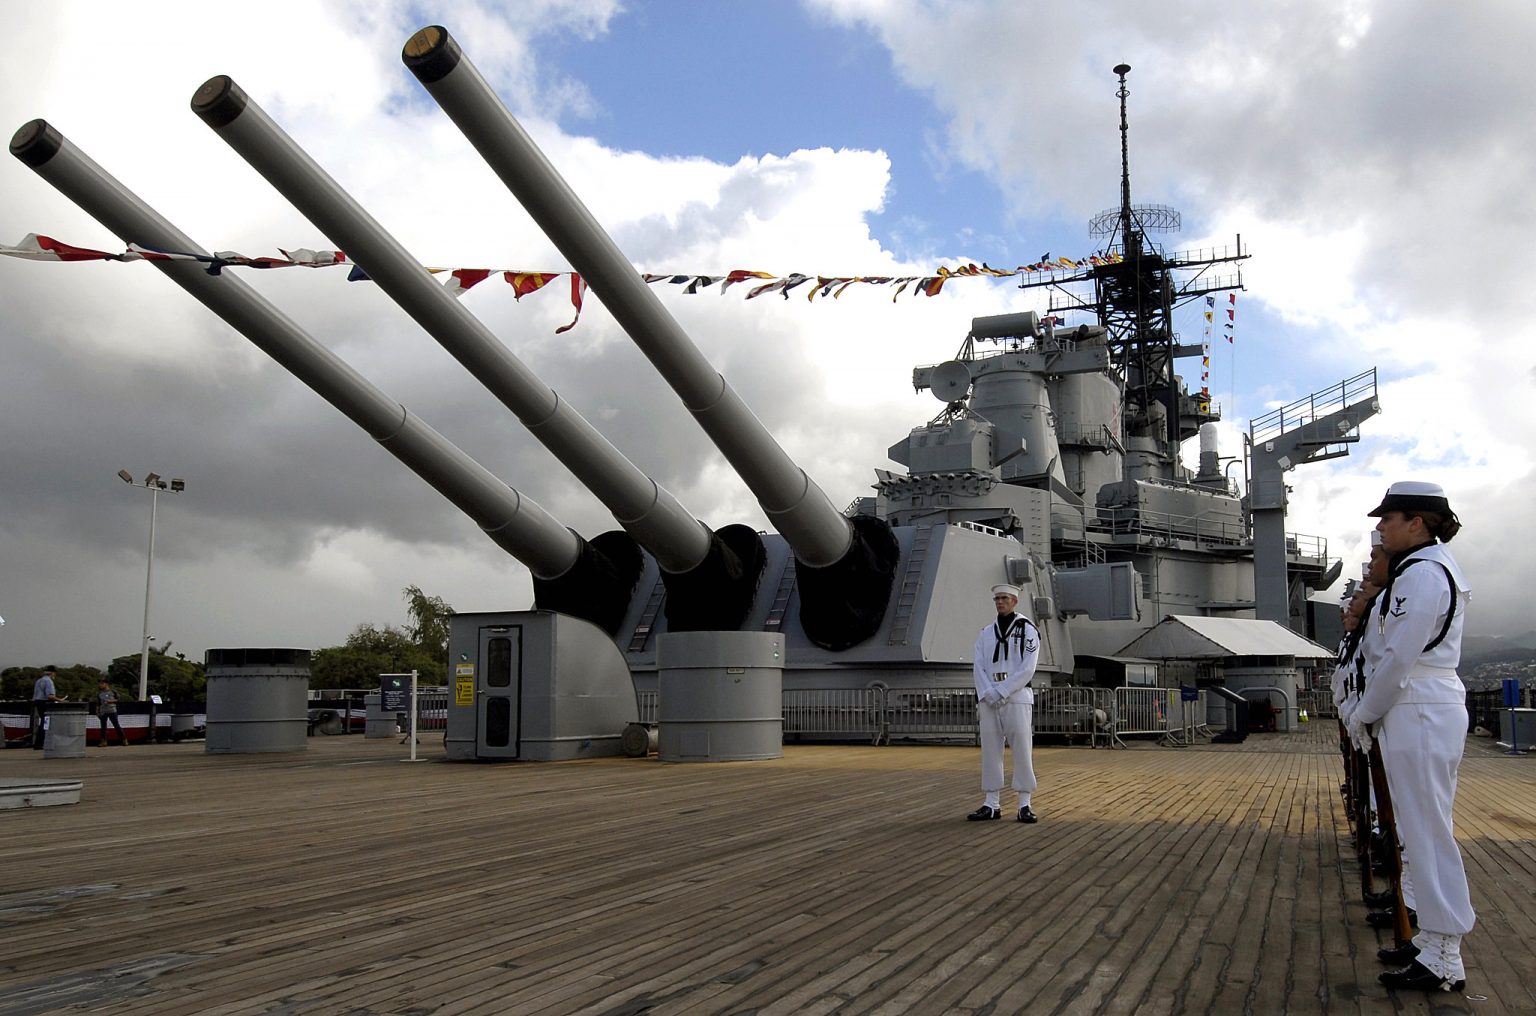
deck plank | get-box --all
[1,727,1530,1015]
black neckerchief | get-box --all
[1338,588,1380,668]
[993,613,1022,664]
[1386,539,1436,572]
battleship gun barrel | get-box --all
[400,26,852,569]
[402,26,899,649]
[189,75,710,578]
[8,118,641,630]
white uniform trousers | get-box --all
[1379,702,1475,937]
[979,698,1035,808]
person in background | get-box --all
[97,678,127,746]
[30,665,64,750]
[966,583,1041,824]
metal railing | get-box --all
[1298,687,1336,720]
[1467,686,1533,736]
[1091,504,1249,547]
[1035,686,1125,749]
[1114,687,1181,737]
[783,688,885,743]
[1249,367,1378,445]
[637,689,658,725]
[411,690,449,732]
[629,685,1217,748]
[881,688,980,744]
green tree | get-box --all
[403,584,453,661]
[2,664,105,701]
[307,585,454,691]
[310,623,443,690]
[105,647,205,703]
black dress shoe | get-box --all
[1377,941,1420,966]
[1379,959,1464,993]
[966,806,1001,821]
[1363,889,1395,908]
[1018,806,1038,824]
[1366,908,1416,929]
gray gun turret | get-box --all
[8,119,638,632]
[400,26,898,651]
[189,76,764,636]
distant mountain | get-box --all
[1463,631,1536,664]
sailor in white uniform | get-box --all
[966,583,1040,823]
[1348,481,1474,993]
[1338,540,1422,933]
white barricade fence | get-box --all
[626,683,1264,747]
[1114,687,1181,737]
[412,688,449,732]
[1161,688,1210,746]
[1298,687,1334,720]
[1033,686,1119,746]
[882,687,978,744]
[782,687,885,743]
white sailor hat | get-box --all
[1369,530,1384,547]
[991,583,1020,599]
[1367,480,1454,518]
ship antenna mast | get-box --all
[1115,63,1136,255]
[1022,62,1249,460]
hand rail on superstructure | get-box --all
[1249,367,1378,446]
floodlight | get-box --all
[170,478,185,492]
[118,469,133,483]
[144,472,160,487]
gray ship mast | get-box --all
[1021,63,1247,466]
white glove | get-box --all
[1347,717,1373,753]
[980,685,1003,706]
[1337,698,1355,727]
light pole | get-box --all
[118,470,185,702]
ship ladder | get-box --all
[626,576,667,652]
[887,525,933,646]
[763,556,797,632]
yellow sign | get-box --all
[454,663,475,706]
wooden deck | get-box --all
[1,726,1532,1015]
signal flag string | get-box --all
[2,232,1122,334]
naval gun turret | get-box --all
[399,26,900,653]
[190,76,769,638]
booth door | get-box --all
[477,626,522,758]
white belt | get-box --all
[1408,665,1459,678]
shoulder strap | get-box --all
[1376,558,1456,652]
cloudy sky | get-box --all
[2,0,1531,672]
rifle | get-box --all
[1337,717,1376,898]
[1367,738,1414,946]
[1352,740,1376,898]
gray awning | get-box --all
[1116,615,1335,661]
